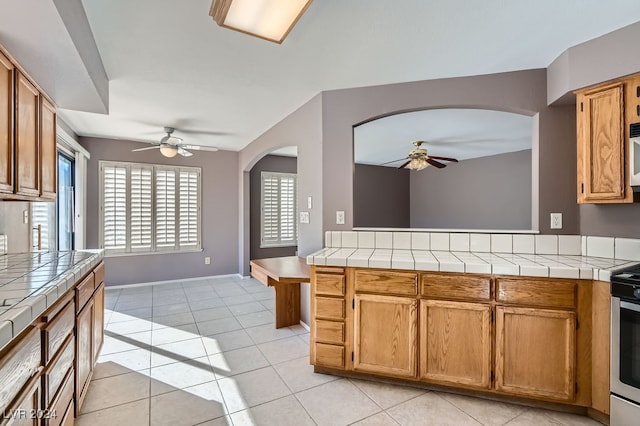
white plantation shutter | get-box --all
[102,165,127,250]
[261,172,297,247]
[99,161,201,254]
[179,170,200,247]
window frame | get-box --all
[99,160,202,256]
[260,171,298,249]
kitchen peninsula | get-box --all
[307,231,639,423]
[0,250,104,425]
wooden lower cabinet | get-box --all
[495,306,576,401]
[353,294,417,378]
[4,375,40,426]
[92,283,105,362]
[420,300,492,389]
[75,298,93,412]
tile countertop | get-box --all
[307,248,639,282]
[0,250,104,351]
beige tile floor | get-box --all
[76,276,603,426]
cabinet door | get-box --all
[75,298,94,412]
[353,294,417,378]
[0,50,13,194]
[495,306,576,401]
[40,97,56,200]
[15,72,39,197]
[420,300,491,389]
[577,82,626,203]
[93,283,105,363]
[5,376,40,426]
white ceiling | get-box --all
[354,109,533,166]
[9,1,640,152]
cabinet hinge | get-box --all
[351,352,354,362]
[580,102,583,112]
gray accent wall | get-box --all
[250,155,297,260]
[353,164,410,228]
[410,150,532,229]
[81,137,239,286]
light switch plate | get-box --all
[307,196,312,209]
[550,213,562,229]
[336,211,345,225]
[300,211,310,224]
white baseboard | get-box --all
[107,273,242,289]
[299,320,310,331]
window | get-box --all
[99,161,201,255]
[261,171,297,248]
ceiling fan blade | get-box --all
[428,155,458,162]
[398,160,411,169]
[180,144,220,152]
[381,157,408,165]
[426,158,447,168]
[178,147,193,157]
[132,146,160,152]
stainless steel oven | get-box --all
[611,265,640,425]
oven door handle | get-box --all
[621,300,640,313]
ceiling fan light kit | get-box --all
[159,143,179,158]
[131,126,215,158]
[209,0,313,43]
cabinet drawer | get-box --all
[0,326,41,411]
[496,278,576,309]
[314,266,344,274]
[421,273,491,301]
[75,273,95,313]
[315,320,344,344]
[355,270,417,296]
[47,369,73,426]
[315,274,345,296]
[314,343,345,369]
[43,301,74,364]
[314,297,345,320]
[4,373,40,426]
[93,262,105,288]
[43,335,74,407]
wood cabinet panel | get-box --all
[0,50,13,194]
[43,301,74,364]
[93,262,105,288]
[354,270,417,296]
[0,326,41,411]
[15,72,39,198]
[314,319,344,345]
[591,281,610,414]
[43,335,74,407]
[354,294,417,378]
[75,299,93,412]
[75,273,95,314]
[39,97,56,200]
[314,297,345,320]
[496,277,576,309]
[495,306,576,401]
[420,300,492,389]
[315,274,345,296]
[4,374,40,426]
[58,399,74,426]
[47,369,73,426]
[314,343,344,369]
[421,273,491,301]
[93,283,105,362]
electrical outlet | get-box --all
[550,213,562,229]
[300,211,310,224]
[336,210,345,225]
[204,256,211,265]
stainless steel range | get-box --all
[611,264,640,425]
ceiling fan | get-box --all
[131,127,218,158]
[383,141,459,170]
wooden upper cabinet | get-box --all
[495,306,576,402]
[15,72,40,198]
[40,96,57,200]
[353,294,417,378]
[420,300,492,389]
[576,74,640,204]
[0,50,14,194]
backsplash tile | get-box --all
[411,233,430,250]
[341,231,358,248]
[375,232,393,249]
[512,235,534,254]
[470,234,491,252]
[331,231,342,248]
[558,235,581,256]
[586,236,615,258]
[430,233,450,251]
[450,234,470,251]
[491,234,512,253]
[358,232,375,249]
[535,235,558,255]
[615,238,640,261]
[393,232,411,250]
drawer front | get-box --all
[0,326,41,411]
[315,274,345,296]
[75,272,95,313]
[421,273,491,301]
[355,270,417,296]
[314,297,345,320]
[43,301,74,364]
[251,268,269,287]
[44,335,74,407]
[93,262,105,288]
[4,375,40,426]
[496,278,576,308]
[315,320,344,344]
[47,369,74,426]
[314,343,345,369]
[314,266,344,274]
